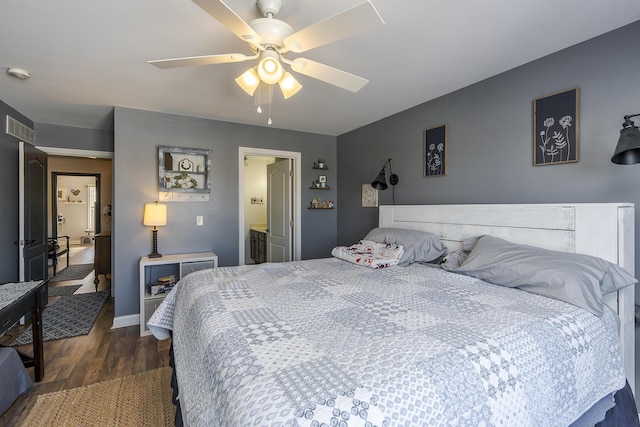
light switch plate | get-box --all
[196,216,203,226]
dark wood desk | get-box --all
[0,280,47,381]
[94,232,111,291]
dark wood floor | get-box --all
[0,246,171,425]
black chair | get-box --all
[47,235,70,276]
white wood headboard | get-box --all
[379,203,635,393]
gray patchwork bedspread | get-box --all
[148,258,626,427]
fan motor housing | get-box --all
[249,18,293,49]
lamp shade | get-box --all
[143,202,167,227]
[278,72,302,99]
[611,119,640,164]
[235,68,260,96]
[371,169,388,190]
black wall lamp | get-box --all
[371,158,399,204]
[611,113,640,164]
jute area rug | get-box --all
[19,367,175,427]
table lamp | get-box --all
[143,201,167,258]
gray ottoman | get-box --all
[0,347,34,415]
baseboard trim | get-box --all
[111,314,140,329]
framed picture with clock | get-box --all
[158,146,211,202]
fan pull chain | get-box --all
[257,84,262,113]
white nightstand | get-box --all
[139,252,217,336]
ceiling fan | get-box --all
[149,0,385,100]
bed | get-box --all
[148,203,638,426]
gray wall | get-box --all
[36,123,114,152]
[113,107,336,317]
[337,20,640,276]
[0,101,33,282]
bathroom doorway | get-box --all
[238,147,301,265]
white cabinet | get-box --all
[139,252,217,336]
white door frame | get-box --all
[18,142,25,281]
[238,147,301,265]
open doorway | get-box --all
[238,147,301,265]
[51,173,100,272]
[44,152,113,289]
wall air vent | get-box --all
[5,115,35,144]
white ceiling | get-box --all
[1,0,639,136]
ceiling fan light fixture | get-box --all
[235,68,260,96]
[257,50,283,85]
[278,72,302,99]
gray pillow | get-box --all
[363,227,447,266]
[440,236,481,270]
[451,235,637,316]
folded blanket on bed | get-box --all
[331,240,404,268]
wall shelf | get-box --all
[309,159,332,209]
[158,146,211,202]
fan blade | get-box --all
[192,0,262,47]
[149,53,255,69]
[282,1,384,54]
[288,58,368,93]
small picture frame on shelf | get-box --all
[318,175,327,183]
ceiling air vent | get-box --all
[5,115,35,144]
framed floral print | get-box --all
[424,124,447,177]
[533,88,579,166]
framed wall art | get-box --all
[57,188,68,200]
[424,124,447,177]
[361,184,378,208]
[158,146,211,202]
[533,88,579,166]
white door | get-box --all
[19,142,48,281]
[266,159,292,262]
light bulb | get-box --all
[257,51,283,85]
[257,106,262,113]
[263,58,277,73]
[268,117,272,125]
